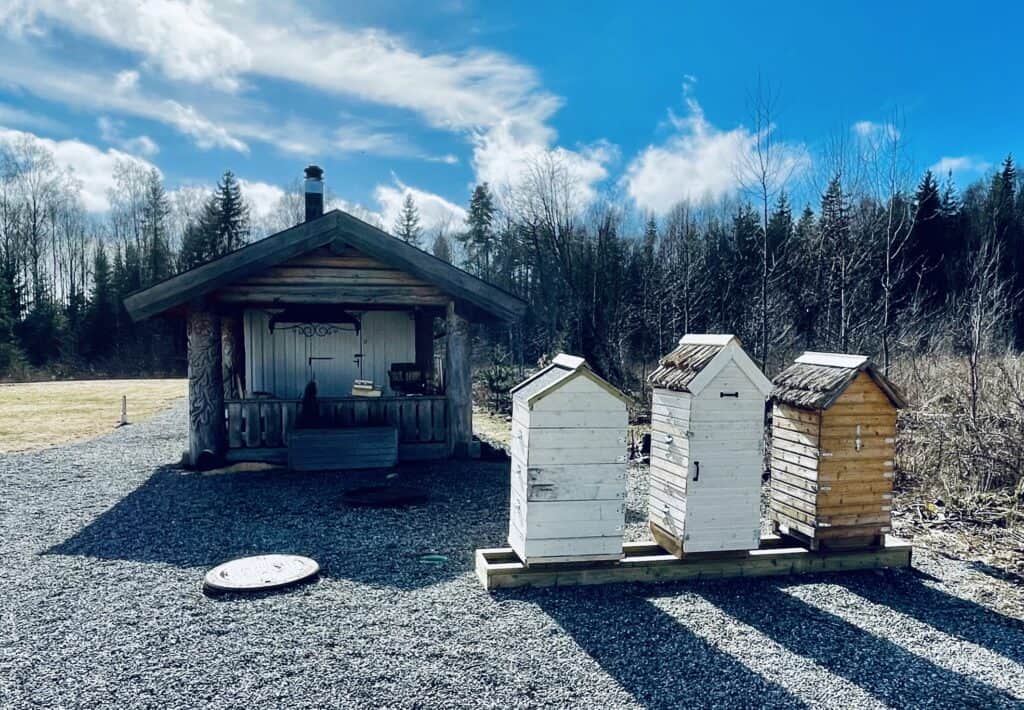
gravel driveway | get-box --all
[2,401,1023,708]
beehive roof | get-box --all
[648,334,772,396]
[511,353,629,407]
[772,351,908,410]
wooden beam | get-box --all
[221,314,245,399]
[124,215,341,321]
[187,309,226,468]
[335,212,526,322]
[474,535,913,590]
[445,300,472,458]
[414,309,434,383]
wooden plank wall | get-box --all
[770,372,897,546]
[217,245,449,307]
[243,308,415,399]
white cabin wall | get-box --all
[243,309,415,398]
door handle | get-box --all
[693,460,700,481]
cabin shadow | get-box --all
[47,459,511,590]
[513,585,807,709]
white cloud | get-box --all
[237,179,284,221]
[98,116,159,156]
[852,120,901,141]
[0,125,157,211]
[0,1,607,185]
[929,155,992,177]
[373,177,467,234]
[623,95,808,214]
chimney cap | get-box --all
[304,164,323,181]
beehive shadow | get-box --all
[697,576,1023,708]
[47,459,512,590]
[836,568,1024,667]
[519,585,808,710]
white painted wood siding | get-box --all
[509,371,628,565]
[648,358,766,554]
[244,309,415,398]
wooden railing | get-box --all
[224,395,448,450]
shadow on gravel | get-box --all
[514,586,808,710]
[837,570,1024,667]
[47,459,511,590]
[698,577,1023,708]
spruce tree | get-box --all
[214,170,250,254]
[393,193,423,246]
[907,170,945,306]
[86,246,116,359]
[432,232,452,262]
[141,169,173,285]
[462,183,496,277]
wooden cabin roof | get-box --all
[511,353,629,407]
[122,210,527,323]
[772,351,908,410]
[647,334,772,398]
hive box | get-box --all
[770,352,907,550]
[508,354,630,565]
[647,334,773,557]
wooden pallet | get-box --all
[474,534,912,590]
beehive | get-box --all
[508,354,629,565]
[770,352,907,550]
[646,334,773,557]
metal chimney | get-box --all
[304,165,324,221]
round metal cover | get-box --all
[203,554,319,594]
[341,485,428,508]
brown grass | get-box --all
[0,379,187,453]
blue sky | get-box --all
[0,1,1017,229]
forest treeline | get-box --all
[1,128,1022,391]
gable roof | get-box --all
[648,334,773,397]
[511,353,629,408]
[123,210,527,322]
[772,351,908,410]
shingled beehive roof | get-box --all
[772,352,907,410]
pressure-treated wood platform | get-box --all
[474,534,912,590]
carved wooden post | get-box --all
[414,309,434,389]
[221,314,245,400]
[445,301,472,458]
[188,308,225,468]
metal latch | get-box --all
[720,391,739,398]
[693,460,700,481]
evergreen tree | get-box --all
[0,260,19,372]
[766,192,793,266]
[393,193,423,246]
[461,183,497,277]
[86,246,116,359]
[141,169,173,285]
[906,170,945,306]
[431,232,452,262]
[211,170,250,255]
[820,175,853,349]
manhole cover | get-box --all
[203,554,319,595]
[341,485,428,508]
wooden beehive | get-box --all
[508,354,629,565]
[647,334,773,557]
[770,352,907,550]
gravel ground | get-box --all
[2,402,1024,709]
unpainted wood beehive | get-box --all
[508,354,630,565]
[770,352,907,550]
[647,334,773,557]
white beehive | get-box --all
[647,334,773,556]
[508,354,630,565]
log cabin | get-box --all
[769,352,907,549]
[123,166,526,469]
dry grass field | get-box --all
[0,379,187,453]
